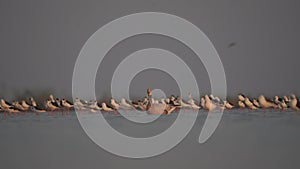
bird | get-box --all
[12,101,27,112]
[29,97,46,112]
[279,99,288,111]
[290,94,299,111]
[110,99,120,110]
[29,106,46,113]
[238,94,246,102]
[2,106,20,115]
[61,99,74,112]
[74,98,86,110]
[238,100,245,109]
[101,102,114,112]
[228,42,237,48]
[274,96,280,105]
[87,100,102,111]
[21,100,31,111]
[49,94,60,107]
[283,96,290,104]
[165,98,171,104]
[1,99,12,109]
[45,99,60,112]
[29,97,37,107]
[200,97,206,109]
[55,98,62,108]
[189,100,201,110]
[258,95,278,112]
[186,94,200,110]
[244,97,258,110]
[204,95,217,111]
[1,99,19,116]
[178,96,192,109]
[120,98,135,109]
[131,100,148,111]
[253,99,261,108]
[169,96,180,107]
[146,88,176,114]
[224,100,234,109]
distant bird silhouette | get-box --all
[228,42,237,48]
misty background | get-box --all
[1,0,300,101]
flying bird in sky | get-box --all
[228,42,237,48]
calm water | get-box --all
[0,110,300,169]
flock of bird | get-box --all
[1,89,300,117]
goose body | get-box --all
[204,95,217,111]
[238,101,245,109]
[258,95,277,109]
[224,100,234,109]
[110,99,120,110]
[2,106,20,114]
[74,98,86,110]
[1,99,12,109]
[30,106,46,113]
[238,94,246,101]
[146,89,176,114]
[290,94,299,111]
[178,97,192,108]
[12,101,26,111]
[102,103,114,112]
[45,100,59,111]
[245,98,258,110]
[120,98,134,109]
[88,101,102,110]
[253,99,261,108]
[62,99,73,110]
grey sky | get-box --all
[0,0,300,100]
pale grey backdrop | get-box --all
[0,0,299,100]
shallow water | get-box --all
[0,110,300,169]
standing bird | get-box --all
[274,96,280,105]
[1,99,19,116]
[200,97,206,109]
[279,99,288,111]
[1,99,12,109]
[29,97,37,107]
[29,106,46,113]
[258,95,278,112]
[253,99,261,108]
[146,88,176,114]
[178,96,192,109]
[101,102,114,112]
[1,106,20,116]
[290,94,300,111]
[74,98,86,111]
[21,100,31,111]
[244,97,258,111]
[283,96,290,105]
[120,98,135,109]
[187,93,201,110]
[238,94,246,102]
[238,101,246,109]
[45,99,60,112]
[88,100,102,111]
[29,97,46,113]
[110,99,120,110]
[49,94,58,107]
[12,101,27,112]
[189,100,201,110]
[55,98,62,108]
[204,95,217,111]
[61,99,74,112]
[224,100,234,109]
